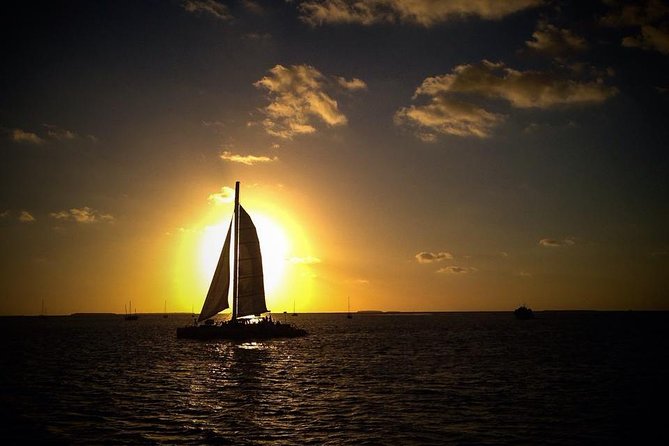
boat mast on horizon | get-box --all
[177,181,306,340]
[124,300,138,321]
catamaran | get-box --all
[177,181,307,340]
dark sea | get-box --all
[1,312,668,445]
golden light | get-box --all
[170,186,319,313]
[198,212,290,298]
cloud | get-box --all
[19,211,36,223]
[43,124,78,140]
[622,25,669,54]
[415,251,454,263]
[395,95,504,139]
[243,32,272,41]
[289,256,322,264]
[50,207,114,223]
[182,0,231,20]
[396,60,617,140]
[601,0,669,54]
[414,60,617,108]
[437,265,477,274]
[600,0,669,27]
[336,76,368,90]
[242,0,264,14]
[208,186,235,204]
[526,21,588,56]
[9,128,44,144]
[347,278,370,284]
[253,64,365,138]
[298,0,542,27]
[220,151,278,165]
[539,237,576,247]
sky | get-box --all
[1,0,668,315]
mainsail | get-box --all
[236,205,268,317]
[198,220,232,322]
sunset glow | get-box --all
[1,1,668,316]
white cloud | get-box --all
[182,0,231,20]
[9,128,44,144]
[347,278,370,285]
[18,211,36,223]
[208,186,235,204]
[43,124,78,140]
[526,21,588,56]
[254,64,365,139]
[50,207,114,223]
[415,251,454,263]
[622,25,669,54]
[437,265,477,274]
[220,151,278,165]
[396,60,617,140]
[336,76,368,90]
[395,95,504,139]
[299,0,542,27]
[539,237,576,247]
[414,60,617,109]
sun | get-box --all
[198,212,290,298]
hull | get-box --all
[177,320,307,340]
[514,306,534,320]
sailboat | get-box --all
[347,296,352,319]
[177,181,307,340]
[292,298,298,316]
[163,300,168,319]
[124,300,138,321]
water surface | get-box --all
[1,312,668,444]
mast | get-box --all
[232,181,240,321]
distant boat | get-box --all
[292,298,298,316]
[124,301,138,321]
[514,305,534,320]
[39,298,47,319]
[347,296,352,319]
[163,300,168,319]
[177,182,307,340]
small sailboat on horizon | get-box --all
[347,296,352,319]
[177,181,306,340]
[39,298,47,319]
[124,301,138,321]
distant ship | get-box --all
[514,305,534,320]
[347,296,352,319]
[177,182,306,340]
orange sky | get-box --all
[1,1,668,315]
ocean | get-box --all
[1,312,668,445]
